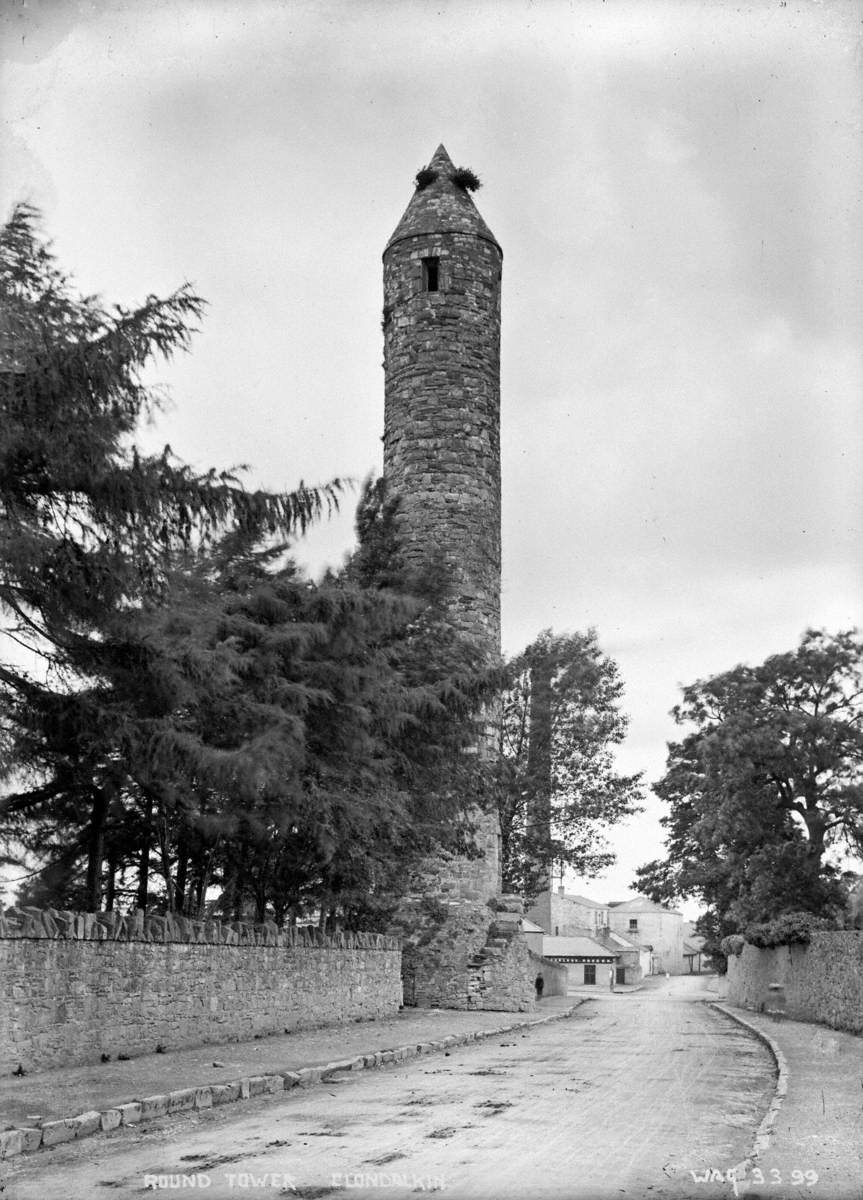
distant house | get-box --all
[527,889,608,938]
[681,923,707,973]
[519,917,546,958]
[539,934,618,987]
[605,896,687,975]
[527,887,690,975]
[594,927,650,984]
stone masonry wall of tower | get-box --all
[382,231,502,652]
[382,146,502,905]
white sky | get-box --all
[1,0,861,913]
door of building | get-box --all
[583,964,596,985]
[616,967,626,985]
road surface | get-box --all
[1,975,775,1199]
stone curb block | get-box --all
[167,1088,197,1114]
[210,1082,241,1105]
[20,1126,43,1153]
[9,1002,582,1157]
[709,1002,789,1163]
[71,1110,102,1138]
[139,1094,169,1121]
[0,1129,24,1159]
[40,1119,77,1147]
[321,1059,356,1078]
[248,1074,284,1097]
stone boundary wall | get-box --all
[726,931,863,1035]
[0,908,402,1074]
[528,951,568,998]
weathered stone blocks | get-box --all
[40,1119,77,1147]
[726,931,863,1033]
[0,1129,24,1158]
[0,936,401,1073]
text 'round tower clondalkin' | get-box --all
[382,144,502,659]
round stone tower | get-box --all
[382,144,502,907]
[382,144,502,657]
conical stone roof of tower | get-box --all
[385,144,500,252]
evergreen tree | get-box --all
[0,204,337,908]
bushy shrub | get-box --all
[719,933,745,958]
[744,911,835,949]
[415,167,438,191]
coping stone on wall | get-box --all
[0,906,399,951]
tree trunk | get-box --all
[136,789,155,912]
[174,839,188,913]
[156,808,174,912]
[104,846,117,911]
[527,655,554,893]
[85,785,108,912]
[802,806,827,864]
[193,854,211,919]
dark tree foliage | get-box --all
[0,211,492,925]
[0,204,333,910]
[636,629,862,959]
[496,629,643,901]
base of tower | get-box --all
[389,894,536,1011]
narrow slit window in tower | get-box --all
[422,256,439,292]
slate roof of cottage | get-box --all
[385,143,501,253]
[520,918,545,934]
[541,934,618,960]
[598,928,647,951]
[606,895,683,915]
[560,893,608,910]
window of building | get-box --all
[422,257,439,292]
[629,919,638,931]
[583,964,596,985]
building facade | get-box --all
[527,887,690,976]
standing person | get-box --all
[608,965,615,992]
[535,974,544,1000]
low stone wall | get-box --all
[0,908,402,1074]
[726,931,863,1035]
[529,951,568,998]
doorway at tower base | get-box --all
[391,894,535,1012]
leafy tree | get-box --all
[496,629,643,900]
[636,629,862,947]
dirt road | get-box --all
[1,976,774,1199]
